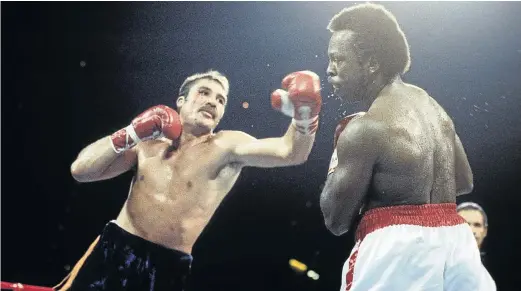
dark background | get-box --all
[2,2,521,290]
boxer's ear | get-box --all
[176,96,186,109]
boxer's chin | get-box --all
[194,119,215,134]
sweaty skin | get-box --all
[320,79,473,235]
[117,133,242,253]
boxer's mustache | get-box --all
[198,105,217,118]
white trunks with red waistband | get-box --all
[340,203,496,291]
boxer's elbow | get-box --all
[324,217,348,236]
[321,202,348,236]
[70,160,95,182]
[464,180,474,194]
[71,161,83,180]
[324,218,338,235]
[71,164,88,182]
[457,182,474,195]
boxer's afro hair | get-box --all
[327,3,411,79]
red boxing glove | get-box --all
[271,71,322,135]
[328,112,366,176]
[110,105,182,153]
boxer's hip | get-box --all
[55,221,192,291]
[356,203,466,241]
[341,204,485,291]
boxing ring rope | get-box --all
[0,282,53,291]
[1,236,102,291]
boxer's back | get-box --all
[367,82,457,210]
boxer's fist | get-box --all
[131,105,182,141]
[333,112,366,148]
[278,70,322,120]
[110,105,182,153]
[271,71,322,134]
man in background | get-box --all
[457,201,496,290]
[457,202,489,257]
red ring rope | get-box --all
[1,281,53,291]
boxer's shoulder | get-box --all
[402,81,429,96]
[213,130,256,146]
[339,114,386,141]
[334,115,387,161]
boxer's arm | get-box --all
[320,121,381,236]
[226,125,315,168]
[454,133,473,195]
[71,105,181,183]
[229,70,320,167]
[71,136,138,182]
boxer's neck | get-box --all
[177,129,213,149]
[362,74,402,110]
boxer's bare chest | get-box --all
[131,136,241,211]
[117,135,242,251]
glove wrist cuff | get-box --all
[110,124,141,154]
[292,115,319,135]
